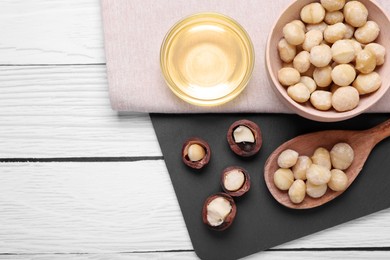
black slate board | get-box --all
[150,113,390,260]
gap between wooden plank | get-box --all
[0,156,164,163]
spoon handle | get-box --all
[366,119,390,145]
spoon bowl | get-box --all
[264,119,390,209]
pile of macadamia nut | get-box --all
[277,0,386,112]
[274,143,354,204]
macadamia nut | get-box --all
[313,66,332,88]
[355,21,380,44]
[344,1,368,27]
[306,22,327,33]
[324,11,344,25]
[348,39,363,58]
[278,149,299,168]
[288,180,306,204]
[302,30,323,52]
[278,38,297,63]
[332,86,360,112]
[278,67,301,86]
[294,51,311,73]
[331,64,356,87]
[344,24,355,39]
[324,22,347,43]
[274,168,294,191]
[310,44,332,67]
[321,0,345,12]
[300,76,317,93]
[355,49,376,74]
[310,90,332,110]
[311,147,332,170]
[292,156,312,180]
[283,22,306,46]
[288,83,311,103]
[331,39,356,64]
[365,43,386,66]
[206,197,232,227]
[233,125,255,143]
[353,72,382,94]
[291,19,306,32]
[188,144,206,162]
[328,169,348,191]
[223,169,245,192]
[306,181,328,198]
[306,164,332,185]
[330,142,354,170]
[301,3,326,24]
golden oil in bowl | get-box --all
[160,13,255,106]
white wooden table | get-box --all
[0,1,389,259]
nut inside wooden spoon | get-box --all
[264,119,390,209]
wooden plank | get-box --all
[0,0,105,64]
[0,161,389,254]
[0,65,161,158]
[1,250,390,260]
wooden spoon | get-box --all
[264,119,390,209]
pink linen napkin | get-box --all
[101,0,390,113]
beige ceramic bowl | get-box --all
[266,0,390,122]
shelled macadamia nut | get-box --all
[310,44,332,67]
[306,22,327,33]
[291,19,306,32]
[332,86,360,112]
[344,24,355,39]
[301,3,326,24]
[278,67,301,86]
[227,119,262,157]
[288,179,306,204]
[277,149,299,168]
[321,0,345,12]
[324,11,344,25]
[292,155,312,180]
[221,166,250,197]
[355,21,380,44]
[313,66,332,88]
[344,1,368,27]
[331,64,356,87]
[306,181,328,198]
[302,30,323,52]
[300,76,317,93]
[311,147,332,170]
[331,39,356,64]
[328,169,349,191]
[306,164,332,185]
[202,193,236,231]
[283,22,306,46]
[348,39,363,58]
[310,90,333,110]
[293,51,311,73]
[274,168,294,191]
[355,49,376,74]
[287,83,311,103]
[353,72,382,94]
[324,22,347,43]
[330,143,354,170]
[182,137,211,169]
[278,38,297,63]
[365,43,386,66]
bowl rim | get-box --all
[160,12,255,107]
[265,0,390,122]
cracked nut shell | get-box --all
[221,166,251,197]
[227,119,262,157]
[182,137,211,169]
[202,192,237,231]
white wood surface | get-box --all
[0,0,389,259]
